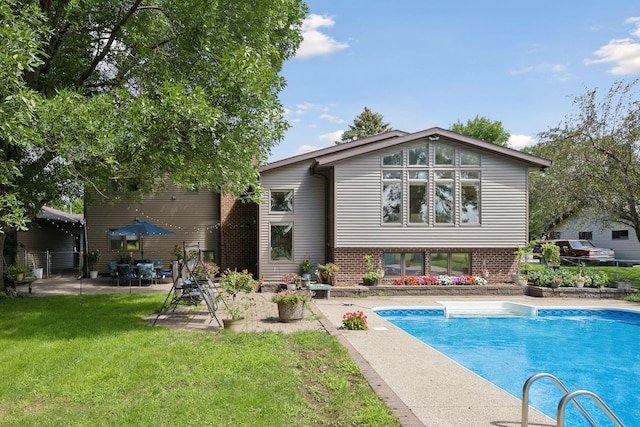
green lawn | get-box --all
[0,294,400,427]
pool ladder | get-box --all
[521,372,626,427]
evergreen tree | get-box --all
[337,107,392,143]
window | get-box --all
[461,171,480,224]
[382,171,402,224]
[435,144,454,165]
[612,230,629,240]
[460,151,480,166]
[382,151,402,166]
[435,171,453,224]
[408,171,428,223]
[579,231,593,240]
[383,252,424,276]
[408,144,428,165]
[431,252,470,276]
[270,190,293,212]
[270,223,293,260]
[109,232,139,251]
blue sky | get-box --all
[270,0,640,162]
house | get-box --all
[14,206,84,275]
[545,210,640,262]
[258,127,552,284]
[84,127,552,283]
[84,182,257,274]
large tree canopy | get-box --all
[337,107,392,143]
[528,79,640,241]
[450,116,511,147]
[0,0,307,288]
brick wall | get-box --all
[219,195,258,274]
[331,247,519,285]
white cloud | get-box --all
[319,130,344,144]
[296,14,349,58]
[509,63,570,81]
[295,144,322,155]
[509,134,537,150]
[319,113,344,124]
[585,17,640,75]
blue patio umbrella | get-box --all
[109,220,173,259]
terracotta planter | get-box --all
[222,317,245,332]
[277,302,305,322]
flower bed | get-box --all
[392,275,487,286]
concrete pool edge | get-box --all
[312,295,640,427]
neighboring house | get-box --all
[546,210,640,262]
[15,206,84,274]
[84,182,257,274]
[258,127,552,284]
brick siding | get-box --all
[219,195,258,274]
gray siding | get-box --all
[258,161,326,282]
[331,143,530,248]
[85,185,220,273]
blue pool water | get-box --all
[376,307,640,426]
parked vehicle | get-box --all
[533,239,615,265]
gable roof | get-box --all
[262,127,552,171]
[36,206,84,224]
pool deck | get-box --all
[14,277,639,426]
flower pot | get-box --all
[222,317,245,332]
[362,278,378,286]
[518,279,528,286]
[287,283,297,291]
[89,270,99,279]
[33,268,44,279]
[576,282,584,288]
[15,273,24,282]
[277,301,305,322]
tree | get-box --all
[0,0,307,290]
[528,79,640,242]
[337,107,392,143]
[450,116,510,147]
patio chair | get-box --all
[137,263,157,286]
[116,264,133,287]
[107,261,118,284]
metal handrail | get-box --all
[521,373,597,427]
[557,390,626,427]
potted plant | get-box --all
[317,262,339,285]
[218,269,257,331]
[6,264,29,282]
[281,273,300,291]
[271,289,312,322]
[362,255,383,286]
[572,273,590,288]
[87,249,100,278]
[518,274,528,286]
[299,257,313,282]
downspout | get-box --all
[310,161,331,262]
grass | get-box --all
[0,294,400,427]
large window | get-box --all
[461,171,480,224]
[435,171,453,224]
[379,145,482,225]
[270,223,293,260]
[382,171,402,224]
[612,230,629,240]
[579,231,593,240]
[409,171,428,223]
[431,252,470,276]
[383,252,424,277]
[270,190,293,212]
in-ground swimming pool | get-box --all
[375,303,640,427]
